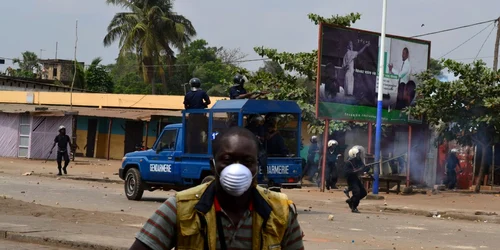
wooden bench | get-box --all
[361,175,406,194]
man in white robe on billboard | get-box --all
[342,40,371,96]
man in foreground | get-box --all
[50,125,72,176]
[129,126,304,250]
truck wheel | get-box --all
[125,168,144,201]
[201,175,215,184]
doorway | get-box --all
[124,121,144,154]
[86,119,98,157]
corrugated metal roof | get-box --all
[0,104,181,121]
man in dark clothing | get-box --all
[344,146,368,213]
[324,139,341,190]
[246,115,268,181]
[50,125,72,176]
[302,136,319,181]
[265,117,288,157]
[183,78,211,109]
[184,78,210,154]
[445,149,462,190]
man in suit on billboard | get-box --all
[389,47,414,109]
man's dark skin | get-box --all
[129,131,259,250]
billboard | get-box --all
[316,23,431,124]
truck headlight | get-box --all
[122,157,127,163]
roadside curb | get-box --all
[0,230,128,250]
[370,205,500,223]
[33,173,123,184]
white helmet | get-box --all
[450,148,458,153]
[327,140,338,147]
[348,147,360,158]
[58,125,66,131]
[310,135,318,143]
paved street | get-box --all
[1,171,500,249]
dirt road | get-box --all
[2,172,500,249]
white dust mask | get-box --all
[218,163,254,197]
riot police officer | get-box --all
[184,78,210,153]
[183,78,211,109]
[302,136,319,181]
[344,146,369,213]
[325,140,341,190]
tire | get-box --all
[124,168,144,201]
[201,175,215,184]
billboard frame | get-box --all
[315,22,432,123]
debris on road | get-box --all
[328,214,334,221]
[22,172,32,176]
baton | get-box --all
[43,151,52,163]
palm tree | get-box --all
[104,0,196,94]
[13,51,40,78]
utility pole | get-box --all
[39,49,46,59]
[493,17,500,71]
[55,42,58,60]
[70,20,78,110]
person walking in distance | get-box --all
[445,148,463,190]
[50,125,73,176]
[344,146,368,213]
[325,140,341,190]
[302,136,319,182]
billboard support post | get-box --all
[320,119,329,192]
[373,0,388,195]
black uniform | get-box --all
[54,134,71,174]
[344,157,368,211]
[246,123,268,177]
[183,89,210,109]
[445,154,460,189]
[325,148,339,189]
[229,85,247,100]
[303,143,318,179]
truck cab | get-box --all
[119,99,303,200]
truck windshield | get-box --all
[184,113,209,154]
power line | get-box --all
[411,18,497,38]
[475,24,496,61]
[437,22,494,59]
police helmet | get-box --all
[348,147,360,158]
[250,115,264,124]
[327,140,338,147]
[189,78,201,88]
[58,125,66,131]
[233,74,247,86]
[310,136,318,143]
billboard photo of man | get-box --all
[386,38,429,111]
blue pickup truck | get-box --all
[119,99,303,200]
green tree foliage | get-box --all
[408,59,500,192]
[168,39,245,96]
[252,13,363,135]
[429,58,444,77]
[107,53,152,94]
[12,51,40,78]
[85,58,114,93]
[104,0,196,94]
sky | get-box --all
[1,0,499,77]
